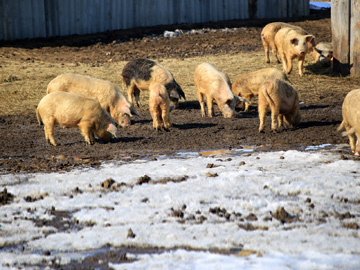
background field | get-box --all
[1,11,360,174]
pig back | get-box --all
[38,91,104,125]
[342,89,360,127]
[47,73,121,109]
[194,63,230,95]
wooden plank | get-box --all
[332,0,350,76]
[350,0,360,77]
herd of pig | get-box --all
[35,22,360,155]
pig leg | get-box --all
[127,81,141,107]
[355,133,360,156]
[151,108,162,131]
[197,91,206,117]
[270,42,280,63]
[285,55,293,75]
[298,55,305,76]
[43,118,57,146]
[270,106,280,133]
[207,96,215,117]
[258,103,268,133]
[78,122,94,145]
[261,37,270,63]
[244,94,253,112]
[345,126,356,153]
[279,51,289,74]
[133,87,141,107]
[278,114,284,129]
[149,97,161,131]
[161,103,171,130]
[89,131,96,144]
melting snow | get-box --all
[1,147,359,269]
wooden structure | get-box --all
[0,0,309,41]
[332,0,360,77]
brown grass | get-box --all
[1,50,360,116]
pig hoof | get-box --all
[266,60,270,64]
[355,152,360,156]
[259,129,265,133]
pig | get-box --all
[194,62,248,118]
[46,73,140,127]
[36,91,118,146]
[274,27,315,76]
[232,68,290,112]
[149,84,171,131]
[337,89,360,155]
[312,42,333,65]
[261,22,315,64]
[258,77,300,133]
[121,58,185,108]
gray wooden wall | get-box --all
[332,0,360,77]
[0,0,309,41]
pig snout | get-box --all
[224,112,235,118]
[222,104,236,118]
[117,113,131,127]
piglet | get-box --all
[194,62,248,118]
[122,58,185,108]
[261,22,315,64]
[36,92,118,146]
[338,89,360,155]
[258,77,300,133]
[274,27,315,76]
[312,42,333,65]
[232,67,290,111]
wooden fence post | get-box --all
[350,0,360,77]
[332,0,350,76]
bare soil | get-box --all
[0,9,358,175]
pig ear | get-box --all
[130,104,141,117]
[235,96,249,103]
[305,35,315,43]
[107,123,118,138]
[120,104,132,117]
[314,47,322,54]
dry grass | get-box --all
[1,50,360,116]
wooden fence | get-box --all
[0,0,309,41]
[332,0,360,77]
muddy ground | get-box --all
[0,9,358,175]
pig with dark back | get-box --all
[232,68,290,111]
[261,22,315,64]
[258,77,300,133]
[47,73,140,127]
[36,92,118,146]
[274,27,315,76]
[121,58,185,108]
[338,89,360,155]
[312,42,333,65]
[194,62,248,118]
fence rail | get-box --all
[0,0,309,41]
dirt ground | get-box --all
[1,9,359,175]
